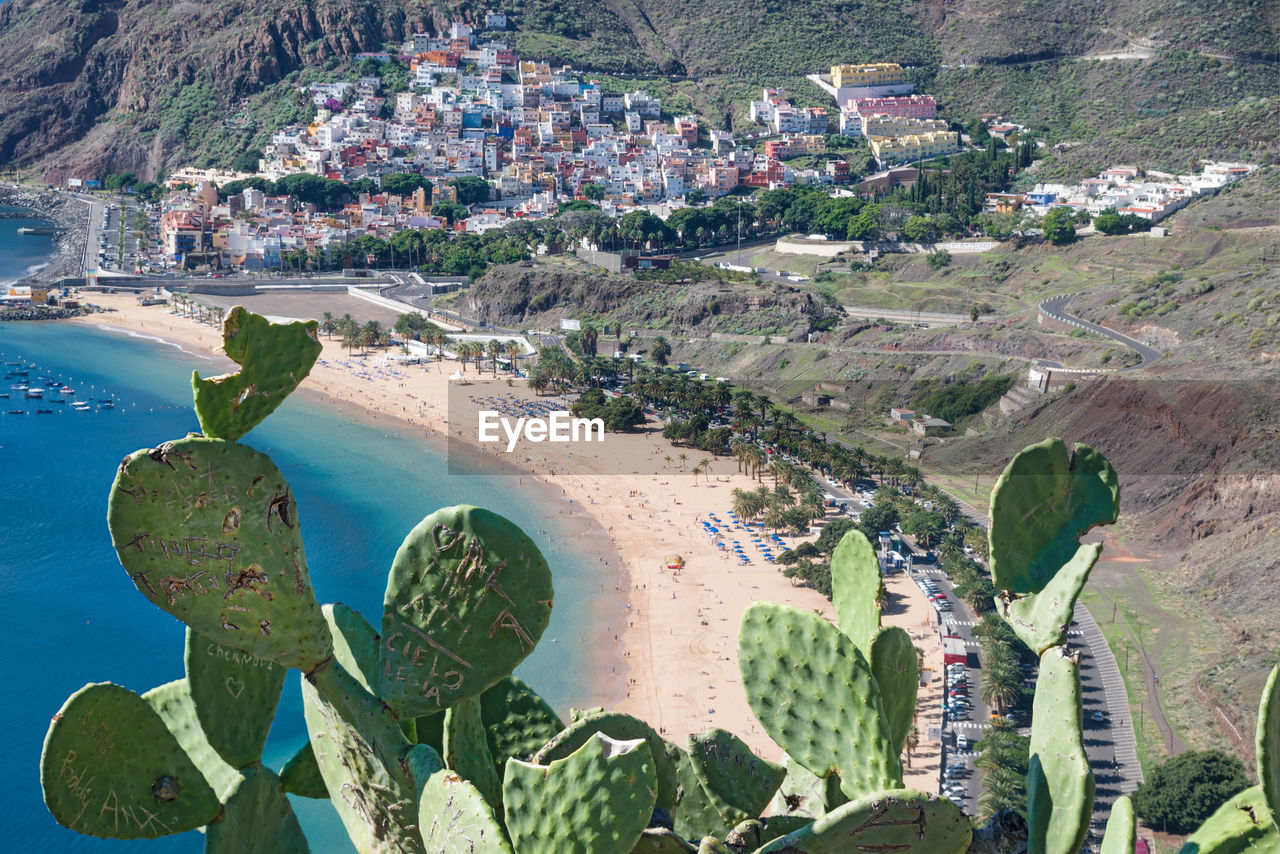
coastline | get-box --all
[65,293,944,787]
[0,183,88,286]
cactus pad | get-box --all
[998,542,1102,656]
[444,695,503,812]
[534,710,678,811]
[301,663,422,853]
[205,765,310,853]
[1099,794,1135,854]
[629,828,697,852]
[1256,664,1280,826]
[41,682,221,839]
[767,755,847,821]
[1027,645,1094,854]
[829,529,882,653]
[108,436,332,671]
[1178,785,1278,853]
[753,789,971,853]
[379,505,553,717]
[988,439,1119,595]
[324,602,381,694]
[418,767,514,853]
[672,742,733,841]
[279,741,328,799]
[869,626,919,758]
[185,628,285,768]
[695,838,731,854]
[738,602,901,797]
[686,728,785,824]
[505,733,657,854]
[142,679,239,801]
[479,674,565,774]
[192,306,322,442]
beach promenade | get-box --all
[71,292,945,788]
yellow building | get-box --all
[831,63,907,89]
[860,115,950,139]
[869,131,960,165]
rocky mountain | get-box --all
[0,0,1275,179]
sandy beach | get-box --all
[71,292,945,790]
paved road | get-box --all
[1039,294,1163,370]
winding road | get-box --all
[1038,294,1164,370]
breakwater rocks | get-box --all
[0,305,90,321]
[1,184,88,285]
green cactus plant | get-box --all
[41,682,223,839]
[300,662,423,853]
[1177,785,1279,853]
[379,505,554,718]
[752,789,972,853]
[988,438,1119,595]
[738,601,901,798]
[869,625,918,757]
[108,436,332,671]
[185,628,285,769]
[43,312,1280,854]
[1026,645,1094,854]
[205,764,310,853]
[504,732,657,854]
[1099,794,1136,854]
[191,306,322,442]
[830,528,882,653]
[444,695,504,812]
[417,766,513,853]
[686,728,785,825]
[479,675,566,775]
[534,710,680,812]
[1256,663,1280,827]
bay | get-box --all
[0,318,618,851]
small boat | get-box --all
[72,405,91,412]
[36,409,53,414]
[7,410,24,415]
[0,393,8,399]
[99,400,114,409]
[25,388,44,398]
[4,361,18,366]
[10,384,27,392]
[60,386,74,395]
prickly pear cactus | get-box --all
[686,728,785,824]
[301,663,422,853]
[998,541,1102,655]
[1257,663,1280,826]
[108,436,332,671]
[279,741,328,799]
[323,602,381,693]
[1178,785,1279,853]
[192,306,322,442]
[534,710,679,812]
[738,602,901,798]
[629,828,697,852]
[417,768,513,854]
[988,438,1119,595]
[504,733,657,854]
[379,505,553,717]
[830,528,881,653]
[142,679,239,801]
[41,683,222,839]
[752,789,971,853]
[443,695,503,812]
[1027,645,1093,854]
[869,626,919,757]
[672,742,735,841]
[185,628,285,769]
[478,675,565,775]
[1099,794,1135,854]
[766,754,847,821]
[205,764,310,853]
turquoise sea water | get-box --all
[0,205,59,285]
[0,307,621,845]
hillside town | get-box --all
[96,26,1248,275]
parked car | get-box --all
[956,735,969,750]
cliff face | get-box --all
[0,0,448,180]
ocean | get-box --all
[1,223,620,850]
[0,205,59,286]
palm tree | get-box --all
[505,341,521,374]
[321,312,335,338]
[771,484,795,508]
[980,659,1024,716]
[904,725,920,768]
[690,463,704,484]
[699,457,712,482]
[651,336,672,366]
[678,452,688,470]
[731,488,762,522]
[663,455,672,469]
[762,505,788,533]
